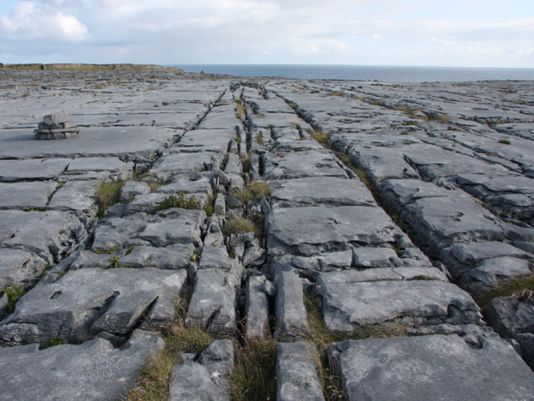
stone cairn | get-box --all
[34,112,79,140]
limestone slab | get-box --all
[317,271,481,333]
[0,182,57,209]
[0,267,186,344]
[269,177,375,208]
[330,335,534,401]
[0,330,163,401]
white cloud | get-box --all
[0,1,87,41]
[0,0,532,67]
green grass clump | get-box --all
[233,181,271,203]
[147,181,162,192]
[41,337,66,349]
[310,131,330,146]
[224,216,256,235]
[256,131,265,145]
[499,138,512,145]
[476,275,534,309]
[108,255,121,269]
[426,113,450,123]
[330,90,345,97]
[240,154,252,172]
[235,100,247,120]
[230,338,277,401]
[3,286,25,313]
[203,194,215,217]
[96,180,125,217]
[156,193,200,211]
[124,296,212,401]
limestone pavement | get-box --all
[0,68,533,400]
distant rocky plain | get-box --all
[0,64,533,401]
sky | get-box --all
[0,0,533,67]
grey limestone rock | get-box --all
[317,270,482,333]
[275,267,310,341]
[119,180,151,202]
[0,329,164,401]
[269,177,375,208]
[186,264,243,335]
[169,340,234,401]
[65,157,132,179]
[48,179,100,219]
[0,158,70,182]
[0,267,186,344]
[486,295,534,369]
[268,206,400,257]
[263,150,348,180]
[442,242,533,288]
[382,179,505,253]
[352,247,399,268]
[329,334,534,401]
[245,275,271,339]
[0,248,48,290]
[0,210,85,263]
[0,181,57,209]
[277,342,325,401]
[92,209,203,252]
[0,292,7,315]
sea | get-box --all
[176,64,534,83]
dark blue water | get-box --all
[176,64,534,83]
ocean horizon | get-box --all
[176,64,534,83]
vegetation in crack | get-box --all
[124,285,213,401]
[96,180,125,218]
[230,338,277,401]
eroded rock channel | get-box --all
[0,68,533,401]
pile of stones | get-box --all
[34,112,79,140]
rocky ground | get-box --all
[0,67,534,401]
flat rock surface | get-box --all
[269,177,375,207]
[330,334,534,401]
[268,206,400,255]
[2,71,534,401]
[0,210,85,263]
[0,127,178,159]
[264,150,348,180]
[0,181,57,209]
[0,330,163,401]
[318,271,481,332]
[0,267,186,344]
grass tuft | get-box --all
[499,138,512,145]
[476,274,534,309]
[203,194,215,217]
[147,181,162,192]
[3,286,25,313]
[330,90,345,97]
[108,255,121,268]
[156,193,201,211]
[235,100,247,120]
[256,130,265,145]
[40,337,66,349]
[123,350,174,401]
[124,293,212,401]
[240,154,252,173]
[233,181,271,203]
[224,216,256,235]
[96,180,125,217]
[310,131,330,146]
[230,338,277,401]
